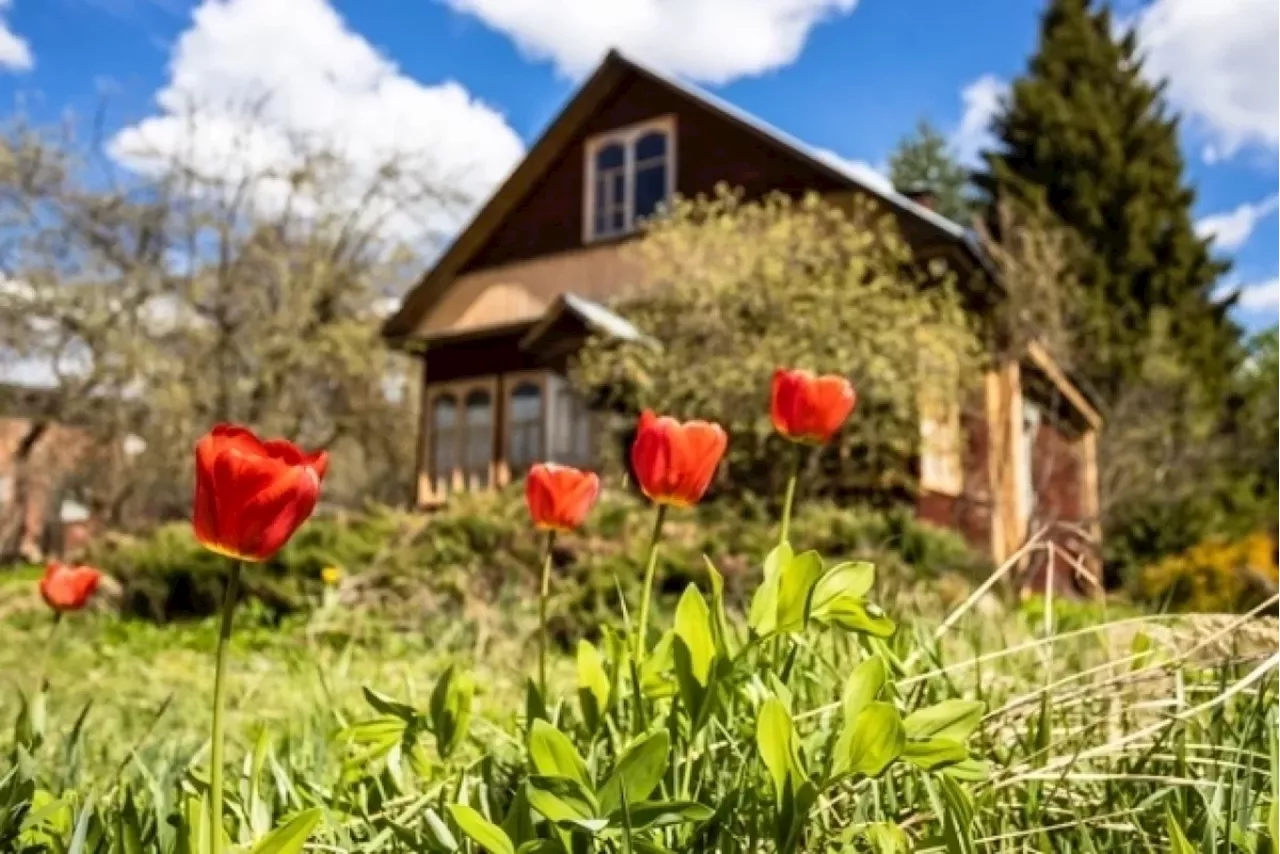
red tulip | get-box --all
[630,410,728,507]
[770,368,857,445]
[526,463,601,532]
[192,424,328,562]
[40,561,102,612]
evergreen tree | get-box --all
[975,0,1238,401]
[888,120,975,225]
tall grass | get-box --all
[1,550,1275,851]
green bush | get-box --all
[90,490,991,629]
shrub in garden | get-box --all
[573,190,983,504]
[1138,532,1279,613]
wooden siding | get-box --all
[462,74,909,275]
[420,243,640,336]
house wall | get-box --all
[421,243,641,336]
[914,360,1100,576]
[916,392,996,556]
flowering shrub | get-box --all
[1138,532,1278,613]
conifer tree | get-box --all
[888,120,974,225]
[976,0,1237,400]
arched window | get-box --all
[586,119,673,240]
[508,381,543,474]
[464,389,493,489]
[431,394,458,496]
[632,130,668,221]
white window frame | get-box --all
[583,115,677,243]
[423,377,499,501]
[546,374,595,468]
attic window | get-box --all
[584,116,675,241]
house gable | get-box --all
[461,72,848,273]
[382,49,978,343]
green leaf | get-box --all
[448,804,516,854]
[616,800,713,830]
[673,585,716,685]
[576,641,610,733]
[811,561,875,610]
[702,556,735,657]
[66,796,92,854]
[834,701,904,778]
[430,666,474,760]
[903,700,985,742]
[598,731,670,816]
[811,596,896,637]
[525,776,601,829]
[940,758,991,782]
[938,776,976,854]
[501,785,536,848]
[864,821,910,854]
[748,543,790,635]
[183,793,212,854]
[902,737,969,770]
[516,842,567,854]
[424,808,460,851]
[528,720,591,788]
[842,656,887,726]
[362,687,417,722]
[116,791,144,854]
[1268,796,1278,854]
[250,809,324,854]
[639,631,678,700]
[756,698,799,801]
[1166,809,1195,854]
[525,678,548,728]
[775,550,824,633]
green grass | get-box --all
[1,541,1276,852]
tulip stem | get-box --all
[33,612,62,696]
[634,503,669,665]
[779,446,802,545]
[536,530,557,700]
[209,559,241,854]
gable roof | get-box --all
[382,49,985,343]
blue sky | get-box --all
[1,0,1276,331]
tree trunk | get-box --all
[0,420,50,564]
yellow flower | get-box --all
[321,566,343,587]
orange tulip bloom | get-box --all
[770,368,857,445]
[40,561,102,612]
[526,463,601,533]
[630,410,728,507]
[192,424,328,562]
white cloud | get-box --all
[1135,0,1279,160]
[1233,277,1280,312]
[951,74,1006,166]
[108,0,524,243]
[442,0,858,84]
[0,0,32,71]
[813,149,894,195]
[1195,194,1280,251]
